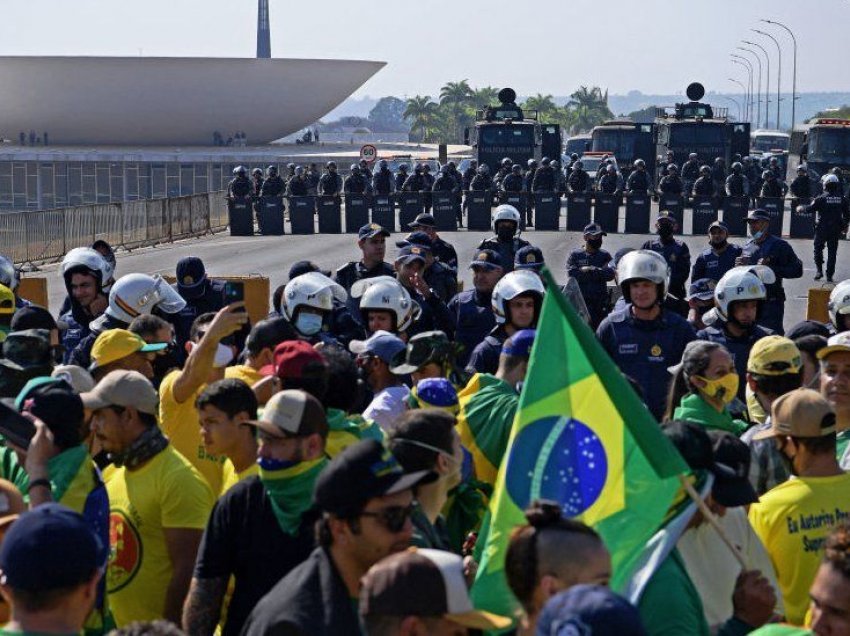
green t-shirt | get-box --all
[0,446,29,494]
[837,430,850,463]
[638,549,710,636]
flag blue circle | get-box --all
[504,416,607,517]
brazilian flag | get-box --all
[471,268,688,619]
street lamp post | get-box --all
[720,95,742,122]
[743,41,771,129]
[737,48,762,128]
[731,55,755,122]
[728,78,749,121]
[753,29,782,130]
[763,19,798,131]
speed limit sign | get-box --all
[359,144,378,163]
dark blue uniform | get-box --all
[395,171,409,191]
[477,236,531,273]
[169,279,227,349]
[58,311,90,363]
[228,176,252,198]
[318,173,343,195]
[597,307,697,420]
[431,238,458,271]
[259,176,285,197]
[658,175,684,195]
[690,243,743,284]
[692,176,715,196]
[568,170,590,193]
[403,287,454,340]
[372,168,395,195]
[803,192,850,280]
[69,314,127,370]
[640,238,691,302]
[423,261,458,303]
[343,174,371,195]
[626,170,651,193]
[466,325,508,376]
[566,248,614,329]
[741,235,803,334]
[696,323,773,400]
[447,289,496,368]
[531,167,556,192]
[500,174,524,193]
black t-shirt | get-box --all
[194,476,318,636]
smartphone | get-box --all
[223,281,245,310]
[0,400,36,449]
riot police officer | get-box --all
[743,156,760,206]
[657,164,684,195]
[305,163,321,195]
[799,173,850,282]
[790,165,813,200]
[500,164,525,197]
[567,160,590,193]
[567,222,615,329]
[318,161,343,195]
[421,164,435,212]
[334,224,395,294]
[432,165,458,193]
[462,160,478,191]
[531,157,555,192]
[760,170,785,198]
[344,164,372,195]
[551,160,566,195]
[725,162,749,197]
[567,153,579,173]
[477,204,530,272]
[448,249,504,367]
[260,165,285,197]
[625,159,652,194]
[286,163,296,179]
[711,157,727,194]
[596,250,697,420]
[358,159,373,182]
[227,166,252,199]
[402,164,426,192]
[692,165,715,197]
[408,212,458,272]
[372,159,395,195]
[285,166,309,196]
[681,153,700,193]
[251,168,264,198]
[768,156,785,182]
[395,164,410,191]
[493,157,513,189]
[525,159,538,193]
[469,165,492,192]
[641,211,691,306]
[690,221,742,284]
[738,209,803,333]
[597,164,622,195]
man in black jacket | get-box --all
[241,439,434,636]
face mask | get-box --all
[587,238,603,250]
[295,312,323,336]
[258,457,300,471]
[496,225,515,241]
[189,341,234,368]
[658,225,674,238]
[695,372,739,404]
[751,229,765,241]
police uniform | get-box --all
[465,325,508,376]
[228,176,252,198]
[260,176,285,197]
[695,323,773,400]
[598,173,620,194]
[568,170,590,193]
[691,242,743,284]
[333,261,395,295]
[500,173,524,193]
[462,167,477,190]
[803,191,850,280]
[681,159,700,190]
[567,247,614,329]
[597,307,697,420]
[402,172,426,192]
[448,289,496,368]
[343,174,371,195]
[58,309,92,363]
[431,238,458,272]
[626,170,651,194]
[641,237,691,302]
[760,179,784,198]
[318,172,343,195]
[658,175,683,195]
[692,175,715,196]
[252,177,264,198]
[531,166,555,192]
[725,173,748,197]
[477,236,530,273]
[372,168,395,195]
[741,230,803,334]
[469,174,491,191]
[68,313,127,370]
[170,278,227,348]
[432,174,457,192]
[395,171,409,191]
[789,174,813,199]
[285,176,308,197]
[424,261,458,303]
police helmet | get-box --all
[714,266,767,322]
[769,157,779,165]
[105,273,186,324]
[294,166,304,176]
[233,166,247,176]
[606,164,616,173]
[447,161,456,169]
[492,204,521,229]
[282,272,347,322]
[0,256,19,292]
[378,159,388,169]
[797,165,807,173]
[541,157,551,166]
[267,165,278,175]
[700,165,711,175]
[477,166,487,175]
[667,164,679,173]
[689,153,698,160]
[570,153,579,160]
[352,276,421,333]
[60,247,112,292]
[527,159,537,168]
[551,160,560,169]
[573,160,583,170]
[399,163,409,172]
[617,249,670,302]
[491,270,546,325]
[440,165,450,175]
[512,164,522,173]
[829,280,850,329]
[414,163,423,172]
[423,164,431,172]
[832,167,842,176]
[502,157,512,167]
[287,163,296,170]
[715,157,724,164]
[762,170,774,179]
[732,162,743,173]
[825,174,841,186]
[634,159,646,169]
[252,168,263,176]
[327,161,337,169]
[350,164,359,172]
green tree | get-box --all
[523,94,558,120]
[440,80,475,143]
[403,95,439,142]
[472,86,500,108]
[368,96,409,132]
[568,86,614,133]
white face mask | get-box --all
[188,341,234,368]
[295,312,323,336]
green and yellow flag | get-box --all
[471,268,688,618]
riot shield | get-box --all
[561,277,591,325]
[289,196,315,235]
[371,195,395,231]
[398,193,423,229]
[317,195,342,234]
[258,197,284,235]
[467,191,492,231]
[432,192,457,231]
[566,193,591,232]
[624,194,651,234]
[534,192,560,231]
[659,194,684,220]
[344,194,369,233]
[504,193,526,231]
[691,195,718,235]
[228,198,254,236]
[593,193,620,234]
[722,197,748,237]
[789,198,814,239]
[758,197,785,237]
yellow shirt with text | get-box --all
[105,445,214,626]
[159,370,225,494]
[748,471,850,625]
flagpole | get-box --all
[677,475,747,569]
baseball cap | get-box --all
[395,232,433,250]
[0,285,14,316]
[394,245,427,265]
[753,388,837,440]
[260,340,326,378]
[708,431,759,507]
[313,439,436,516]
[10,306,57,332]
[11,377,85,450]
[288,260,330,281]
[786,320,831,340]
[407,378,459,414]
[176,256,208,299]
[747,209,771,222]
[408,213,436,229]
[89,329,167,372]
[514,245,544,271]
[51,365,96,394]
[350,330,407,365]
[536,585,648,636]
[708,220,729,233]
[583,222,607,236]
[359,223,391,240]
[747,336,802,376]
[655,210,677,224]
[0,503,107,592]
[817,331,850,359]
[502,329,536,357]
[247,389,328,439]
[0,329,52,371]
[359,548,511,630]
[687,278,717,302]
[80,369,159,415]
[469,249,503,271]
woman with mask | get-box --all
[281,272,347,346]
[664,340,748,435]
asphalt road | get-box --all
[34,205,846,333]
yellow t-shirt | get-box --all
[105,445,214,626]
[224,364,265,388]
[159,370,225,495]
[748,471,850,624]
[219,459,259,496]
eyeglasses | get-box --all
[355,354,376,368]
[358,503,415,533]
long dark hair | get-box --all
[663,340,724,422]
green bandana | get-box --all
[260,457,328,535]
[673,393,748,436]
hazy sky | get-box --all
[2,0,848,100]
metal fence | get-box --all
[0,190,229,266]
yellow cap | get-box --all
[0,285,15,315]
[90,329,167,371]
[747,335,801,376]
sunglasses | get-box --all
[358,503,415,533]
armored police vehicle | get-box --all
[654,83,750,169]
[590,119,656,178]
[795,118,850,187]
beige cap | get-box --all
[51,365,96,394]
[817,332,850,360]
[753,388,837,440]
[80,369,159,415]
[246,389,328,439]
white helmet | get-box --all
[824,174,841,185]
[617,250,670,302]
[106,273,187,323]
[829,280,850,329]
[491,270,545,325]
[282,272,347,321]
[493,204,521,228]
[714,267,767,322]
[60,247,113,291]
[0,255,19,292]
[353,276,420,333]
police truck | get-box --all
[590,119,656,178]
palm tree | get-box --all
[567,86,614,133]
[404,96,440,142]
[472,85,499,108]
[439,81,475,143]
[523,93,558,120]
